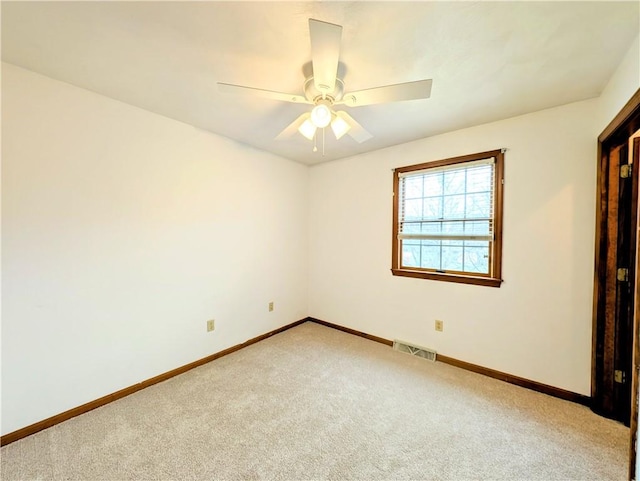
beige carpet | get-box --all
[0,321,630,480]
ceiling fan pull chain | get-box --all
[313,131,318,152]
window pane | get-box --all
[442,221,464,235]
[402,221,422,234]
[423,173,443,196]
[443,194,465,219]
[402,244,421,268]
[465,220,490,235]
[421,221,440,233]
[421,245,441,270]
[420,239,440,246]
[422,197,442,219]
[466,166,492,193]
[464,245,489,274]
[403,238,421,245]
[442,245,463,271]
[466,192,491,218]
[443,170,465,195]
[404,199,422,220]
[442,239,463,247]
[404,176,423,199]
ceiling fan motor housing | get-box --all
[304,76,344,105]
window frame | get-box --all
[391,149,504,287]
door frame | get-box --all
[591,87,640,480]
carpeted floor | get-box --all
[0,321,630,480]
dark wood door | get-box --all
[593,139,638,426]
[613,140,637,425]
[629,138,639,481]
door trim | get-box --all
[593,88,640,410]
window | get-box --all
[391,149,504,287]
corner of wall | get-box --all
[597,33,640,130]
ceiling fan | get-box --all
[218,19,433,151]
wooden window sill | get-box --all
[391,268,503,287]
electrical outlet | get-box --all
[268,302,274,312]
[207,320,215,332]
[435,320,443,332]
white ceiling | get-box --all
[2,1,639,165]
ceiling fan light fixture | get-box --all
[310,103,331,128]
[298,118,317,140]
[330,113,351,140]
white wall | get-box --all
[597,33,639,130]
[1,63,309,435]
[308,99,600,395]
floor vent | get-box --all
[393,340,437,362]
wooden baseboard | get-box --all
[436,354,591,406]
[309,317,591,407]
[0,318,308,447]
[309,317,393,346]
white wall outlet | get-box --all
[435,319,443,332]
[207,319,215,332]
[268,302,274,312]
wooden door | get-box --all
[593,141,637,425]
[615,139,638,425]
[629,137,640,481]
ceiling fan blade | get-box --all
[218,82,311,104]
[337,79,433,107]
[336,111,373,143]
[309,19,342,94]
[275,113,311,140]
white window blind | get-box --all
[398,157,496,243]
